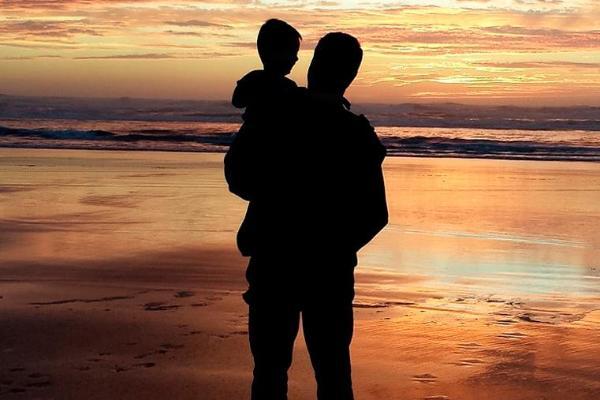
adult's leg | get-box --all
[246,258,301,400]
[302,266,355,400]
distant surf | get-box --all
[1,95,599,161]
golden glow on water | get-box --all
[1,149,599,399]
[0,150,241,264]
[1,149,598,299]
[364,157,600,296]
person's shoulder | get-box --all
[344,111,386,159]
[347,111,373,129]
[234,70,269,94]
[281,76,298,89]
[240,71,296,91]
[237,72,299,97]
[340,109,374,134]
[233,71,298,113]
[232,70,265,109]
[284,86,309,109]
[238,69,266,83]
[290,86,308,100]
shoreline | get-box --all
[1,144,599,163]
[3,116,600,132]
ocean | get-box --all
[1,95,599,161]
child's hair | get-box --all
[257,19,302,64]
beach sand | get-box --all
[1,148,599,399]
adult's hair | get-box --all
[307,32,363,93]
[257,19,302,63]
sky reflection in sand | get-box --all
[2,149,599,299]
[1,149,599,399]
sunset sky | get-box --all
[1,0,599,105]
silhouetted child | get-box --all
[226,19,302,201]
[232,19,302,121]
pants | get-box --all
[245,255,356,400]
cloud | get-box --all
[0,40,82,49]
[163,20,232,29]
[515,0,563,5]
[1,0,598,104]
[0,20,104,38]
[1,54,63,60]
[163,30,235,38]
[164,30,204,37]
[0,0,252,9]
[346,24,600,54]
[223,41,256,48]
[72,51,237,60]
[476,61,600,69]
[74,53,174,60]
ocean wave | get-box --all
[354,103,600,131]
[382,136,600,161]
[0,126,234,145]
[1,125,598,161]
[2,95,599,131]
[367,116,600,132]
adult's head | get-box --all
[257,19,302,75]
[307,32,363,96]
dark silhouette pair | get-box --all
[225,20,388,400]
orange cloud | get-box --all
[0,0,598,105]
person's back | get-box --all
[250,89,387,262]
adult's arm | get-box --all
[224,123,258,201]
[349,116,389,252]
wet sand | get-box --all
[1,148,599,399]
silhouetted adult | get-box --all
[225,32,388,400]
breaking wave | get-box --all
[1,124,598,162]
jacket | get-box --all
[225,88,388,260]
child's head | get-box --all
[257,19,301,76]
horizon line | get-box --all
[2,93,599,109]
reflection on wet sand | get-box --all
[0,149,599,399]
